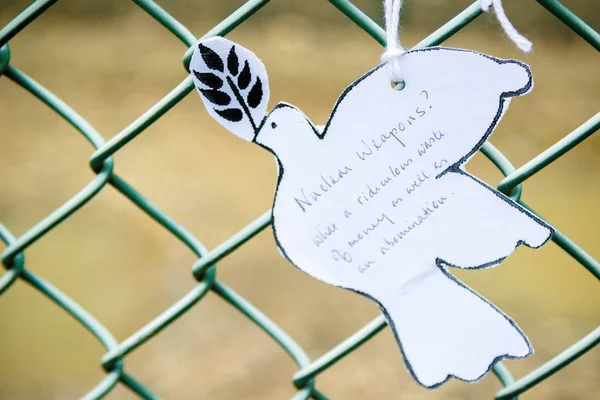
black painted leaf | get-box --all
[201,89,231,106]
[215,108,243,122]
[237,60,251,89]
[192,70,223,89]
[247,77,263,108]
[227,46,239,76]
[199,43,224,72]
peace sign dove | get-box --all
[190,37,553,388]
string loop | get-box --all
[381,0,405,83]
[381,0,532,83]
[480,0,532,52]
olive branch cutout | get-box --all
[190,37,270,142]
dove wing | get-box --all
[270,47,533,297]
[318,63,396,145]
[321,48,531,171]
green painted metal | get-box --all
[0,45,10,75]
[0,0,597,398]
[1,65,114,266]
[495,326,600,400]
[293,316,387,387]
[498,112,600,194]
[0,0,58,47]
[491,363,517,400]
[328,0,386,45]
[192,209,272,278]
[0,224,24,294]
[413,2,483,49]
[537,0,600,51]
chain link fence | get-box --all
[0,0,598,398]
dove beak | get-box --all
[254,102,293,144]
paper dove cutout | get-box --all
[190,37,554,388]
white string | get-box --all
[381,0,405,83]
[480,0,532,52]
[381,0,530,81]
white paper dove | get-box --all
[190,37,554,388]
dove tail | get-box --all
[380,263,531,388]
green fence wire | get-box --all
[0,0,598,398]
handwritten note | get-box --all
[191,38,554,388]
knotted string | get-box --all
[380,0,532,83]
[381,0,405,84]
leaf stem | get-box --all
[226,76,257,133]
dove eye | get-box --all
[271,122,278,129]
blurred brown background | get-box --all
[0,0,598,399]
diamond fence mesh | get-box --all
[0,0,598,399]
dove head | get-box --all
[419,49,532,101]
[254,102,319,161]
[464,55,532,96]
[490,59,532,95]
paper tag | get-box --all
[190,37,554,388]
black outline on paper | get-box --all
[195,43,555,389]
[257,47,553,388]
[191,40,268,139]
